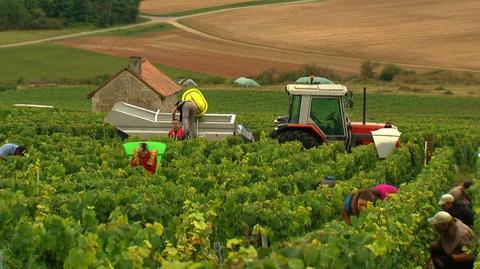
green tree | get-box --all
[0,0,30,30]
[379,64,402,81]
[0,0,140,30]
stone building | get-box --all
[88,56,181,113]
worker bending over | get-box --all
[172,100,196,138]
[429,211,475,269]
[130,143,157,174]
[342,189,377,225]
[438,194,474,228]
[0,143,27,161]
[449,180,472,207]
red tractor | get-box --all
[270,84,400,157]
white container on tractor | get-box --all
[270,84,401,158]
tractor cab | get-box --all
[287,84,349,140]
[271,83,400,157]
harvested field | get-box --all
[57,28,365,78]
[182,0,480,71]
[140,0,249,15]
[59,0,480,78]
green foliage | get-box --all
[0,87,479,267]
[101,23,174,37]
[2,107,466,267]
[469,148,480,268]
[397,69,480,85]
[0,0,31,30]
[253,68,279,85]
[0,0,141,30]
[252,64,340,85]
[222,147,457,268]
[0,87,94,111]
[379,64,402,81]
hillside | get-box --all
[140,0,249,14]
[57,0,480,79]
[182,0,480,71]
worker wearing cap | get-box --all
[0,143,27,161]
[428,211,475,269]
[438,194,474,227]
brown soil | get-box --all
[140,0,249,14]
[57,29,363,78]
[182,0,480,71]
[58,0,480,78]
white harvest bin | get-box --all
[371,128,401,159]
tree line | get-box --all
[0,0,141,30]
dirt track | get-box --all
[141,0,249,14]
[182,0,480,71]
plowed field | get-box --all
[59,0,480,78]
[140,0,249,15]
[182,0,480,71]
[57,29,310,78]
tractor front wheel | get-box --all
[278,130,321,149]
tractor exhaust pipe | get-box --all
[363,87,366,125]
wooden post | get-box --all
[425,136,433,165]
[363,87,366,125]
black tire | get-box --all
[269,129,279,139]
[278,130,321,149]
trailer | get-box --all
[105,102,239,140]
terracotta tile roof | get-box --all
[88,57,181,99]
[140,59,181,97]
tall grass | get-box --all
[0,27,94,46]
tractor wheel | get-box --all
[269,129,280,139]
[278,130,321,149]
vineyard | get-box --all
[0,101,479,268]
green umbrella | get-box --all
[234,77,260,87]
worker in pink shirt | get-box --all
[372,183,398,200]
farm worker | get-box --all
[371,183,398,200]
[172,100,197,138]
[341,189,377,225]
[438,194,474,228]
[0,143,27,161]
[449,180,472,207]
[319,175,336,188]
[130,143,157,174]
[168,119,185,141]
[428,211,475,269]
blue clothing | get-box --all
[0,143,19,158]
[344,195,352,215]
